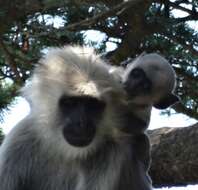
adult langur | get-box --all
[0,46,153,190]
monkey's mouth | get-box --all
[62,123,96,147]
[59,95,105,147]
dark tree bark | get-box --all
[148,123,198,187]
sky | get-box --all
[0,4,198,190]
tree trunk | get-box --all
[148,123,198,188]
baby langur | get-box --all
[0,46,152,190]
[122,53,179,129]
[110,53,179,171]
[110,53,179,133]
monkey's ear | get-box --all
[154,93,180,109]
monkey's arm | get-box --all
[120,110,151,170]
[118,135,152,190]
[0,146,25,190]
[133,133,151,172]
[130,134,152,189]
[0,119,39,190]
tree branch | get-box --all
[66,0,144,31]
[174,67,198,83]
[172,103,198,120]
[0,39,22,83]
[172,38,198,57]
[148,123,198,187]
[0,0,66,34]
[174,14,198,22]
[168,1,195,15]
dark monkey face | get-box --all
[123,68,152,97]
[59,95,106,147]
[123,67,179,109]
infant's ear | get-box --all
[154,93,180,109]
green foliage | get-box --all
[0,127,4,144]
[0,0,197,122]
[0,82,17,122]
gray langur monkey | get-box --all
[110,53,179,171]
[122,53,179,130]
[0,46,152,190]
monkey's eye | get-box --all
[59,96,76,111]
[130,68,145,78]
[59,95,106,114]
[84,97,106,114]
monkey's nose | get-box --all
[123,80,139,96]
[62,119,96,147]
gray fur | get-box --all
[111,53,179,125]
[0,46,152,190]
[110,52,179,173]
[122,53,178,110]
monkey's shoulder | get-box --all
[0,116,41,162]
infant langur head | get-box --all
[22,46,125,152]
[122,53,179,109]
